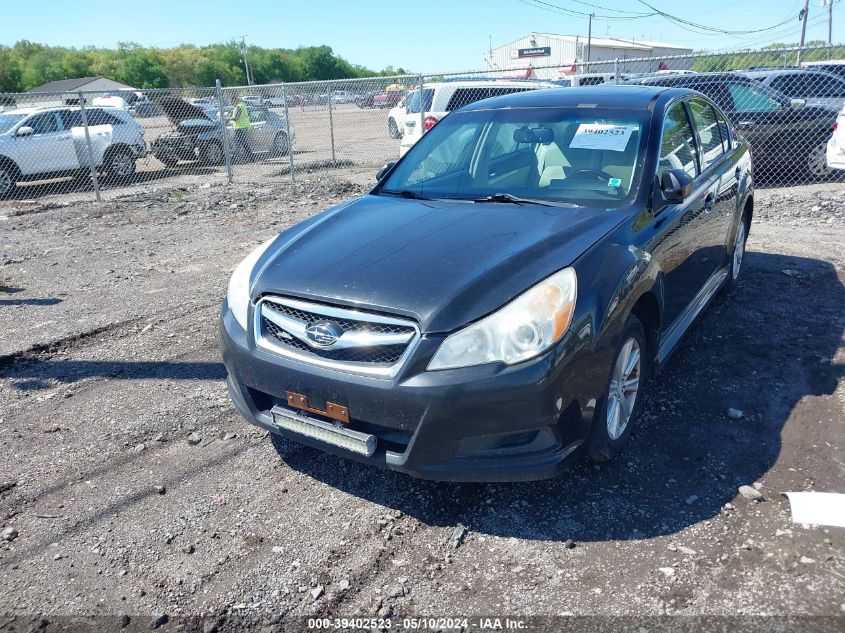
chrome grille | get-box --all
[254,296,420,378]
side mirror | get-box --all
[789,98,806,109]
[659,169,694,204]
[376,162,396,182]
[16,126,34,137]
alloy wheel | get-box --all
[606,338,641,440]
[111,152,134,177]
[733,220,747,280]
[807,142,830,178]
[0,168,12,197]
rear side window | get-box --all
[60,110,84,128]
[86,109,122,125]
[658,102,698,178]
[406,89,434,113]
[444,87,529,111]
[687,99,724,171]
[714,110,731,152]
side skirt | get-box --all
[656,267,729,366]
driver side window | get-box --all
[658,102,699,179]
[25,112,61,135]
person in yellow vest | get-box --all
[229,95,254,162]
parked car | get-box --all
[0,105,147,197]
[399,80,557,155]
[219,86,753,481]
[740,68,845,111]
[258,94,289,108]
[387,95,407,139]
[355,91,380,108]
[825,102,845,169]
[373,90,403,109]
[315,90,357,106]
[630,72,837,179]
[151,97,293,167]
[93,91,159,118]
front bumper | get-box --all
[220,303,606,482]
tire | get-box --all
[587,315,646,462]
[388,118,401,139]
[806,140,831,180]
[0,163,19,199]
[157,154,179,168]
[102,147,136,182]
[723,213,749,293]
[271,132,290,157]
[200,141,225,166]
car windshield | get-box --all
[0,114,25,133]
[380,107,648,207]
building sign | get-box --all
[515,46,551,58]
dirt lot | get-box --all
[0,178,844,631]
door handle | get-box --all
[735,166,742,179]
[704,193,715,213]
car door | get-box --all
[247,109,271,152]
[687,97,736,274]
[651,100,711,328]
[14,111,78,174]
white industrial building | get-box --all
[485,33,693,79]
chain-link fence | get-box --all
[2,45,845,203]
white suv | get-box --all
[0,106,147,197]
[399,80,557,155]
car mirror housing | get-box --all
[659,169,694,205]
[376,162,396,182]
[16,126,34,137]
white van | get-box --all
[399,80,557,156]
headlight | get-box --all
[226,237,276,329]
[427,268,577,370]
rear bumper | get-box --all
[220,302,607,482]
[827,136,845,170]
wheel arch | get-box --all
[629,290,661,378]
[0,154,21,177]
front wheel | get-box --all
[200,141,225,166]
[271,132,290,157]
[103,148,136,182]
[587,315,646,462]
[0,163,18,198]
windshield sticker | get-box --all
[570,123,637,152]
[607,177,622,187]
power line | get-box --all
[636,0,798,36]
[515,0,656,21]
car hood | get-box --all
[252,194,625,333]
[158,96,212,125]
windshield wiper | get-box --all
[472,193,557,207]
[380,189,430,200]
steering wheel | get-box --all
[569,168,614,183]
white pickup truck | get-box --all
[0,105,147,197]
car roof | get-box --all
[459,85,689,111]
[742,67,841,79]
[424,80,556,90]
[3,106,68,116]
[632,72,753,86]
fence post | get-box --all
[327,81,336,164]
[613,58,619,84]
[418,74,424,139]
[280,83,295,185]
[77,91,101,203]
[215,79,234,184]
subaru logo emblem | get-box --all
[305,321,343,347]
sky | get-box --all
[0,0,835,73]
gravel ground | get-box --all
[0,178,843,632]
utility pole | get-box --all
[586,13,594,63]
[239,35,252,85]
[822,0,838,45]
[798,0,810,65]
